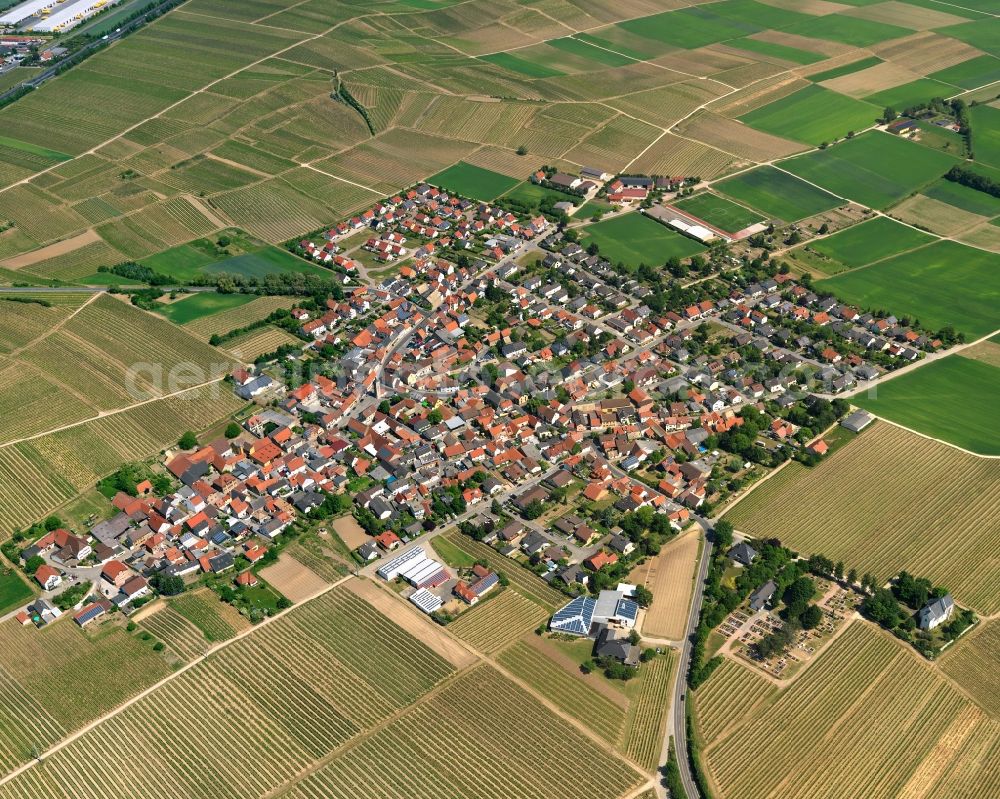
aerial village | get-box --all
[5,168,956,666]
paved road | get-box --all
[669,514,713,799]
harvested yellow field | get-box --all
[632,528,701,640]
[714,76,810,117]
[704,622,991,799]
[259,555,331,603]
[891,194,986,236]
[844,1,968,31]
[223,325,301,361]
[726,423,1000,615]
[629,132,739,180]
[821,61,924,97]
[331,514,369,550]
[874,31,983,74]
[960,337,1000,369]
[956,221,1000,253]
[676,111,806,161]
[939,620,1000,719]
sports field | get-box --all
[427,161,520,201]
[803,217,936,271]
[725,422,1000,614]
[818,240,1000,339]
[740,85,879,146]
[779,132,960,209]
[579,212,706,268]
[672,192,761,233]
[713,165,841,222]
[702,622,997,799]
[854,355,1000,455]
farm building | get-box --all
[408,588,443,615]
[376,546,448,589]
[841,410,874,433]
[549,588,638,637]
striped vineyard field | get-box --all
[0,664,65,774]
[139,605,211,661]
[281,666,645,799]
[224,325,302,362]
[22,386,245,495]
[0,620,171,732]
[0,445,76,535]
[184,295,297,338]
[619,651,676,771]
[0,297,81,353]
[692,659,776,747]
[171,590,247,643]
[0,587,457,799]
[447,588,548,654]
[497,640,627,743]
[442,530,566,610]
[704,622,989,799]
[725,423,1000,615]
[939,619,1000,720]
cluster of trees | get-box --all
[334,79,375,136]
[100,462,172,497]
[97,261,171,286]
[689,524,812,687]
[2,296,51,308]
[209,307,305,347]
[718,406,786,467]
[191,271,345,302]
[945,164,1000,199]
[1,516,62,569]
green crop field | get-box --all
[548,36,634,67]
[728,37,825,65]
[780,132,959,209]
[672,192,762,233]
[854,355,1000,455]
[427,161,520,201]
[971,104,1000,170]
[863,79,957,111]
[809,56,884,83]
[0,566,32,616]
[158,292,256,325]
[143,241,328,283]
[617,1,813,51]
[480,52,565,78]
[929,54,1000,90]
[713,165,841,222]
[818,240,1000,338]
[781,13,913,46]
[802,217,936,271]
[740,85,880,146]
[924,178,1000,216]
[501,181,578,210]
[580,212,706,268]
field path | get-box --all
[4,289,101,359]
[0,570,353,790]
